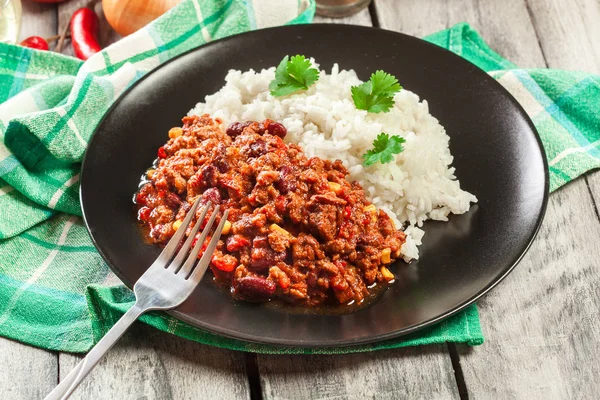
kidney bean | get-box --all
[202,187,221,204]
[252,236,269,248]
[226,122,252,138]
[213,157,229,173]
[266,122,287,138]
[235,276,276,301]
[250,247,285,271]
[201,165,218,187]
[164,192,181,208]
[248,138,267,157]
[276,165,297,194]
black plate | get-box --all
[81,24,548,347]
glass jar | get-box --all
[0,0,22,44]
[316,0,372,18]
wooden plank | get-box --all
[524,0,600,212]
[2,5,59,400]
[257,9,460,399]
[0,337,57,399]
[374,0,546,68]
[258,346,460,400]
[526,0,600,72]
[376,0,600,398]
[458,182,600,399]
[59,323,249,400]
[370,0,600,398]
[18,1,57,42]
[481,4,600,396]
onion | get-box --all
[102,0,181,37]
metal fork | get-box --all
[44,198,229,400]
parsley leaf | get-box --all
[351,70,402,113]
[269,55,320,97]
[362,133,406,167]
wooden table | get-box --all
[2,0,600,398]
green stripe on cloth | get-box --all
[85,285,483,354]
[0,6,598,354]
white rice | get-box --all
[189,63,477,261]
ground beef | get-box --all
[135,115,406,306]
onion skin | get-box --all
[102,0,181,37]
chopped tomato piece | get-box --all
[211,255,237,272]
[226,235,250,252]
[135,191,147,205]
[138,207,151,222]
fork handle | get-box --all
[44,303,145,400]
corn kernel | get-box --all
[380,248,392,264]
[328,181,342,194]
[364,204,377,213]
[146,169,156,179]
[364,204,378,223]
[221,220,232,235]
[172,219,183,231]
[168,127,183,139]
[380,266,395,281]
[270,223,292,237]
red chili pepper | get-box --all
[336,207,353,239]
[344,206,352,219]
[70,8,101,60]
[157,146,167,159]
[20,36,49,51]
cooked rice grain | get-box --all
[190,64,477,260]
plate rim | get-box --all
[80,23,550,347]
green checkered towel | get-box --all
[1,1,599,353]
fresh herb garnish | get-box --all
[269,55,320,97]
[362,133,406,167]
[351,70,402,113]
